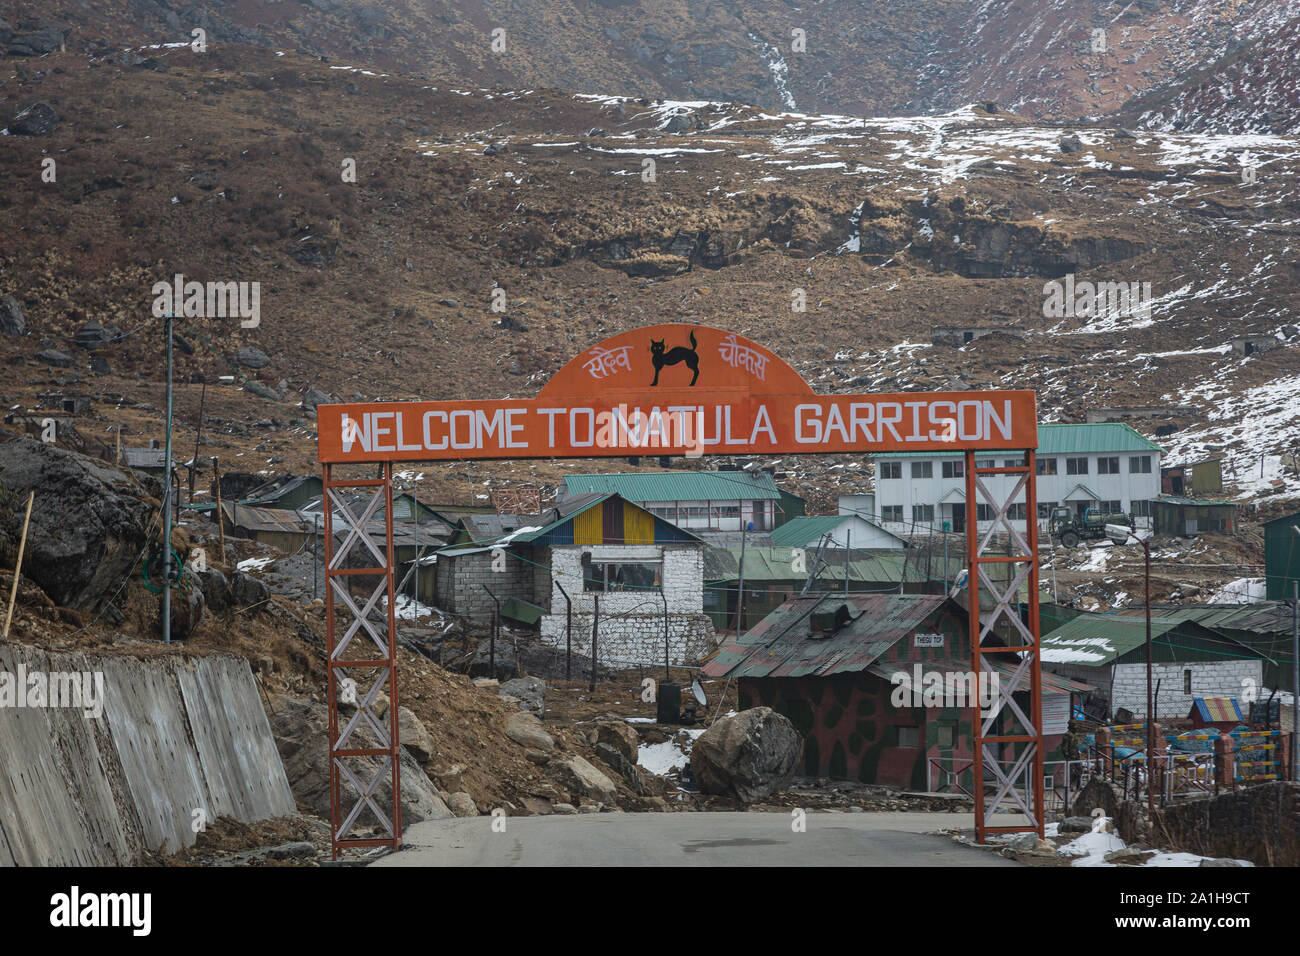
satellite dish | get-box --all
[691,680,708,707]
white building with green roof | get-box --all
[871,423,1163,534]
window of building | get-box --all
[1098,500,1122,514]
[882,505,903,523]
[1132,500,1151,517]
[912,504,934,524]
[937,724,955,748]
[975,503,993,522]
[1037,501,1059,519]
[879,461,902,479]
[718,504,740,516]
[942,460,964,479]
[1007,503,1028,520]
[976,459,996,469]
[1036,457,1058,475]
[911,461,933,479]
[896,726,920,748]
[1098,456,1119,475]
[1066,457,1089,475]
[583,559,662,593]
[1183,669,1192,695]
[1003,458,1025,467]
[1130,455,1152,474]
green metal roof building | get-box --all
[868,422,1163,459]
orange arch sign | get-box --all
[316,324,1036,462]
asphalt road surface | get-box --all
[371,811,1019,867]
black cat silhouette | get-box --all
[649,329,699,386]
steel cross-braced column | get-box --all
[964,450,1044,841]
[324,462,403,859]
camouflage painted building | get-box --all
[703,593,1080,791]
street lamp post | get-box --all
[1108,524,1154,817]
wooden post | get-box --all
[212,456,227,565]
[3,491,35,640]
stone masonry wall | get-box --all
[538,544,713,667]
[1112,659,1261,719]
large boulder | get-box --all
[5,27,65,56]
[499,675,545,712]
[398,705,435,764]
[547,754,617,804]
[0,436,152,610]
[505,711,554,752]
[690,707,802,802]
[235,346,271,368]
[9,101,59,136]
[0,295,24,336]
[595,720,640,765]
[269,696,451,825]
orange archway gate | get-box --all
[318,324,1044,857]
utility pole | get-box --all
[1142,535,1152,817]
[161,311,174,645]
[844,528,850,594]
[1292,580,1298,782]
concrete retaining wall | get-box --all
[0,645,295,866]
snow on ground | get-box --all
[236,556,275,572]
[386,594,439,620]
[1058,816,1253,867]
[637,729,704,775]
[1073,542,1113,572]
[1209,577,1267,604]
[1161,371,1300,497]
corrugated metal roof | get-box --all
[871,423,1164,459]
[703,545,935,584]
[702,593,950,679]
[769,515,849,546]
[1042,615,1182,665]
[563,470,782,502]
[1115,602,1290,635]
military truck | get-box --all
[1049,506,1133,549]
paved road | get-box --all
[371,812,1018,867]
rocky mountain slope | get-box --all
[3,0,1299,129]
[0,43,1297,504]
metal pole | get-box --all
[189,381,206,503]
[733,521,747,632]
[555,579,572,679]
[590,593,599,693]
[844,528,850,594]
[162,311,173,645]
[413,491,419,610]
[483,585,499,678]
[313,514,319,601]
[1292,580,1298,781]
[1145,539,1153,818]
[661,587,670,681]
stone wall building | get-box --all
[1041,608,1275,720]
[435,492,714,667]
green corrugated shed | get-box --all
[870,423,1163,459]
[1042,612,1275,667]
[769,515,850,547]
[1264,511,1300,601]
[563,471,782,501]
